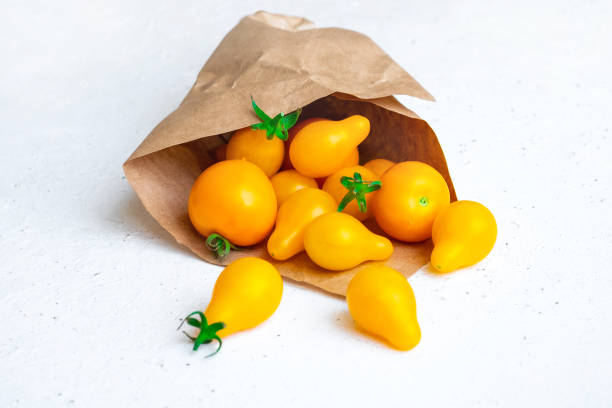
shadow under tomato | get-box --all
[334,310,404,352]
[421,261,469,277]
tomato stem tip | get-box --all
[178,311,225,357]
[206,233,238,259]
[250,96,301,141]
[338,172,381,213]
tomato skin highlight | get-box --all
[373,161,450,242]
[188,160,277,247]
[226,127,284,177]
[347,265,421,351]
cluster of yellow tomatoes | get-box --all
[182,101,497,355]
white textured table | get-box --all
[2,1,611,406]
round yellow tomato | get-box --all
[181,257,283,355]
[303,212,393,270]
[322,165,379,221]
[431,200,497,273]
[226,127,284,177]
[363,158,394,177]
[270,170,318,207]
[373,161,450,242]
[347,265,421,351]
[188,160,277,247]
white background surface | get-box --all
[2,0,611,406]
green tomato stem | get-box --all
[250,97,301,141]
[205,233,238,259]
[337,172,381,213]
[178,311,225,357]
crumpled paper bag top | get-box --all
[128,10,434,161]
[124,11,454,296]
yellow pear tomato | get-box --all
[282,118,361,173]
[267,188,337,260]
[226,127,284,177]
[347,265,421,351]
[270,170,318,207]
[303,212,393,270]
[289,115,370,178]
[180,257,283,356]
[431,200,497,273]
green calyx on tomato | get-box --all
[178,311,225,357]
[337,172,381,213]
[206,233,238,259]
[250,97,301,141]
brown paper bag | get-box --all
[123,11,456,296]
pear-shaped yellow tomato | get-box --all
[347,265,421,351]
[373,161,450,242]
[181,257,283,355]
[267,188,337,260]
[289,115,370,178]
[270,170,318,207]
[322,165,379,221]
[431,200,497,273]
[226,127,284,177]
[303,212,393,270]
[281,118,361,173]
[188,160,277,250]
[364,158,394,177]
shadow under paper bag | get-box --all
[123,11,456,296]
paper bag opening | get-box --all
[123,11,455,296]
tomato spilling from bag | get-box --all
[303,212,393,270]
[180,257,283,356]
[431,200,497,273]
[347,265,421,351]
